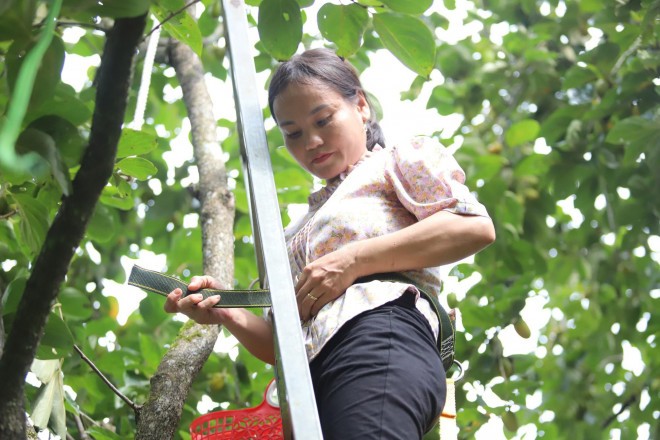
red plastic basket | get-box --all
[190,379,283,440]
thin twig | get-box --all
[55,21,109,32]
[601,393,637,428]
[73,413,92,440]
[0,210,16,219]
[73,345,141,413]
[143,0,202,42]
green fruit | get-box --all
[210,372,226,391]
[499,357,514,378]
[447,293,459,308]
[502,411,518,432]
[514,318,531,339]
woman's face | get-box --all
[273,80,370,180]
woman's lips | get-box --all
[312,153,332,164]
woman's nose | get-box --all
[304,131,322,150]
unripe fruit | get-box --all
[210,372,226,391]
[488,142,503,154]
[502,411,518,432]
[514,318,531,339]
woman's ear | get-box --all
[356,91,371,123]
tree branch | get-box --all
[134,39,234,440]
[601,393,638,429]
[55,21,110,32]
[74,345,140,413]
[0,210,16,219]
[0,14,147,439]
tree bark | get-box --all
[134,40,234,440]
[0,15,146,439]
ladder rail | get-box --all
[221,1,324,438]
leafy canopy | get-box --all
[0,0,658,438]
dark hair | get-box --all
[268,48,385,151]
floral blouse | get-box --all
[281,136,489,361]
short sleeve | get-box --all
[388,136,489,221]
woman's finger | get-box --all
[164,288,183,313]
[197,294,221,309]
[301,289,324,321]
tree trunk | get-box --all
[135,40,234,440]
[0,15,146,439]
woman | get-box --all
[165,48,495,439]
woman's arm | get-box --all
[164,276,276,365]
[296,211,495,320]
[352,211,495,275]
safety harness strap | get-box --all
[128,265,272,308]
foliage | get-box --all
[0,0,658,438]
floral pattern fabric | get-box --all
[281,136,490,361]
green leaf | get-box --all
[435,43,474,80]
[152,1,203,57]
[99,192,134,210]
[37,312,74,359]
[87,426,124,440]
[168,228,202,272]
[373,12,436,77]
[258,0,302,60]
[87,203,119,244]
[606,116,660,165]
[59,287,93,321]
[427,86,455,115]
[505,119,540,147]
[11,193,48,256]
[116,157,157,180]
[401,75,427,101]
[117,129,159,158]
[82,0,150,18]
[0,0,36,41]
[606,116,660,145]
[540,105,588,144]
[139,293,171,329]
[16,128,72,195]
[198,4,220,37]
[317,3,368,57]
[381,0,433,14]
[27,84,93,127]
[472,154,507,181]
[139,333,162,375]
[563,65,598,89]
[274,167,312,188]
[7,35,65,110]
[514,154,551,177]
[2,276,27,315]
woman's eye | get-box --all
[317,116,331,127]
[286,131,302,139]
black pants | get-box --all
[309,293,446,440]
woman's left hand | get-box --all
[295,245,360,322]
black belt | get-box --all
[129,265,455,371]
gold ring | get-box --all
[307,293,319,301]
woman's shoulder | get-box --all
[390,135,446,152]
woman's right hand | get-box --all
[164,275,236,325]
